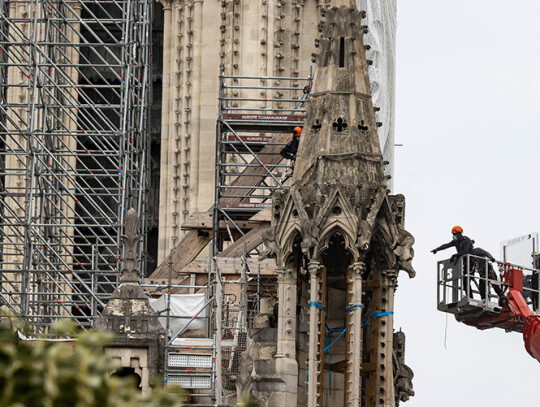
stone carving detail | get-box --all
[236,337,255,399]
[332,117,348,132]
[121,208,140,281]
[393,331,415,405]
[393,229,416,278]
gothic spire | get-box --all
[293,4,385,187]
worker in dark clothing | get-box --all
[469,241,504,300]
[431,226,472,263]
[524,250,540,311]
[431,226,474,296]
[280,126,302,160]
[532,251,540,310]
[534,250,540,270]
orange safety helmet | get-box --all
[451,226,463,234]
[293,126,302,137]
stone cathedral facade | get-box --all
[154,0,397,263]
[147,1,412,406]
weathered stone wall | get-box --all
[156,0,397,262]
[156,0,320,262]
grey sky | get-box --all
[393,1,540,405]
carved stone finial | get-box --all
[121,208,140,282]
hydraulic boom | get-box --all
[437,255,540,363]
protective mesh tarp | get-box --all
[149,293,207,337]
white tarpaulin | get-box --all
[149,293,207,338]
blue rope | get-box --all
[324,327,347,354]
[289,85,311,114]
[346,304,363,313]
[310,301,326,312]
[362,311,394,328]
[327,326,345,334]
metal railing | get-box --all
[437,254,540,314]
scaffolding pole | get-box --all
[210,71,312,403]
[0,0,152,335]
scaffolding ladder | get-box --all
[211,71,312,404]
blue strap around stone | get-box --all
[371,311,394,318]
[346,304,363,313]
[362,311,394,328]
[310,301,326,312]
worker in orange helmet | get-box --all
[280,126,302,160]
[432,226,475,297]
[431,226,473,264]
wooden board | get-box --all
[181,210,268,231]
[150,230,212,279]
[248,206,272,222]
[167,257,277,276]
[149,134,282,278]
[217,223,270,258]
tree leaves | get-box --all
[0,317,185,407]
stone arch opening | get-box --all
[321,231,353,282]
[112,366,142,390]
[318,231,354,404]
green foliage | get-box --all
[0,318,185,407]
[238,393,261,407]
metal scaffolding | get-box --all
[213,71,312,251]
[0,0,152,335]
[211,71,312,404]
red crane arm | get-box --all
[524,315,540,362]
[504,269,540,363]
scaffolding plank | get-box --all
[219,202,272,210]
[226,134,275,143]
[181,211,267,231]
[165,257,276,276]
[217,223,269,258]
[222,113,303,122]
[151,230,212,280]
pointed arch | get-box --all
[317,224,359,261]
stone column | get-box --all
[189,0,204,211]
[307,260,321,407]
[157,0,173,263]
[347,261,364,407]
[271,267,298,406]
[367,269,397,407]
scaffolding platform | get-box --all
[437,255,540,332]
[155,72,311,402]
